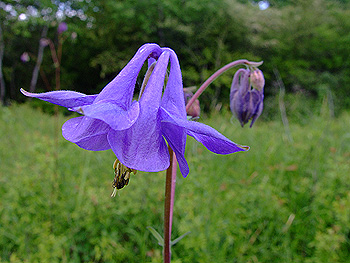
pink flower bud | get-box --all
[184,87,200,118]
[250,69,265,91]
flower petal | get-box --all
[21,88,97,108]
[139,50,170,108]
[187,129,249,154]
[160,108,249,155]
[250,100,263,128]
[159,49,190,177]
[161,122,190,177]
[62,116,111,151]
[106,51,171,172]
[161,48,186,119]
[71,100,140,130]
[94,44,163,107]
[107,128,169,172]
[250,89,264,127]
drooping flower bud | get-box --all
[58,22,68,34]
[184,87,200,118]
[230,68,264,127]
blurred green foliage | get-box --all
[1,0,350,113]
[2,1,350,262]
[1,103,350,262]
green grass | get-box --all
[1,103,350,263]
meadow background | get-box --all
[1,0,350,262]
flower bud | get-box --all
[250,69,265,91]
[184,87,200,118]
[230,69,264,127]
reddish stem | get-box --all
[163,59,261,262]
[164,147,176,263]
[186,59,251,111]
[169,153,177,233]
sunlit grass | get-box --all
[1,104,350,262]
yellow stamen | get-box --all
[110,187,117,198]
[110,158,137,197]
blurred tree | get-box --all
[1,0,350,112]
[88,0,251,110]
[0,23,5,105]
[243,0,350,110]
[0,0,96,102]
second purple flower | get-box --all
[230,68,265,127]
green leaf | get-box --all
[170,231,191,246]
[147,226,164,247]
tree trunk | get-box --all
[29,26,48,93]
[0,23,6,105]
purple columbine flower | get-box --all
[230,68,264,128]
[21,43,248,178]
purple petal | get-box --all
[148,57,156,68]
[62,116,111,151]
[250,100,263,127]
[107,129,169,172]
[21,88,97,108]
[231,93,247,126]
[250,89,261,107]
[71,100,140,130]
[94,44,163,107]
[160,108,249,154]
[161,48,186,119]
[250,89,264,127]
[230,68,250,98]
[161,121,189,177]
[106,51,171,172]
[139,51,170,108]
[187,129,249,154]
[159,49,189,176]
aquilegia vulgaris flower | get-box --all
[230,68,265,127]
[21,43,248,180]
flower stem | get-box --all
[164,147,177,263]
[163,59,262,262]
[186,59,260,111]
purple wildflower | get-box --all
[230,68,264,128]
[21,43,248,177]
[58,22,68,34]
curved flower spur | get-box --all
[21,43,249,194]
